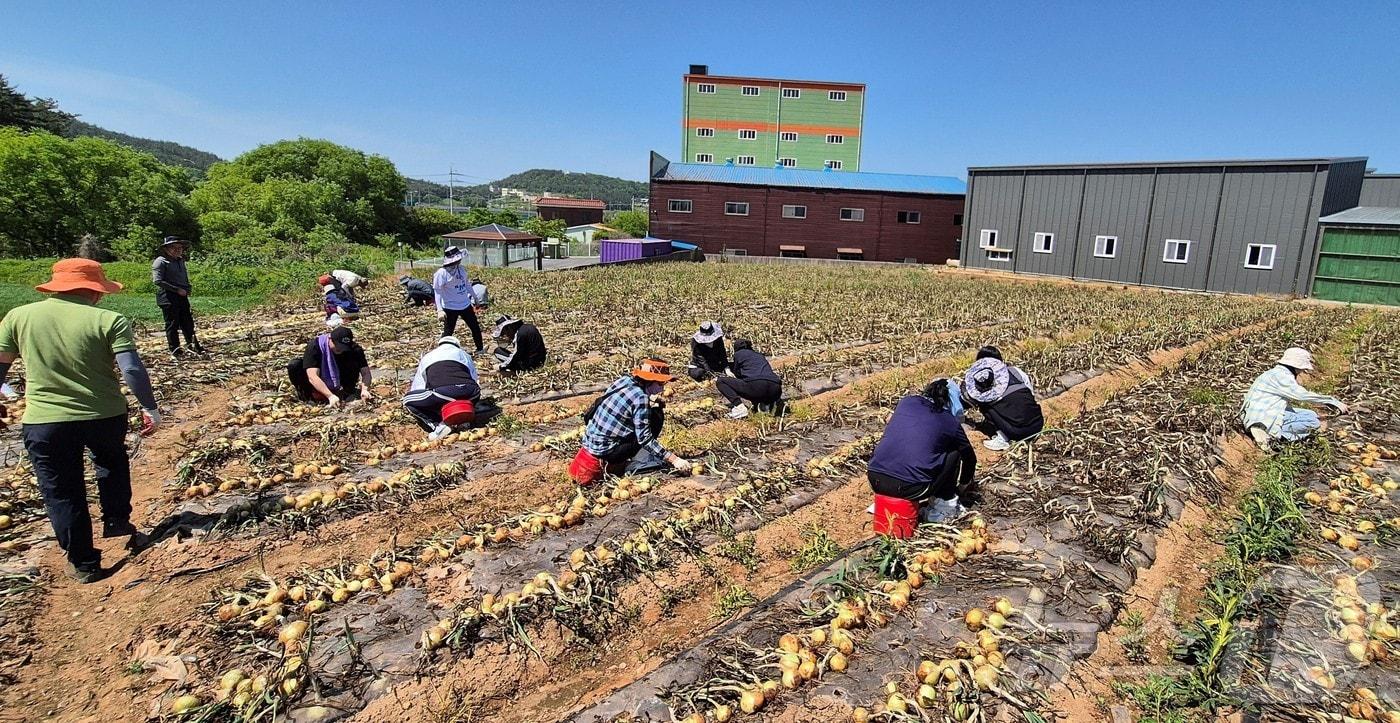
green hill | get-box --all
[407,169,646,207]
[63,120,222,173]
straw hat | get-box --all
[693,321,724,344]
[632,358,674,383]
[35,258,123,294]
[964,357,1010,404]
[442,245,464,266]
[1277,347,1314,370]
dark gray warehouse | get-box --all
[959,157,1368,296]
[1360,174,1400,207]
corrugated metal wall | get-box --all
[1359,175,1400,206]
[961,160,1367,296]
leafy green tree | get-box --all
[0,75,75,133]
[610,210,649,238]
[0,128,196,259]
[404,207,463,246]
[521,216,568,242]
[462,207,520,229]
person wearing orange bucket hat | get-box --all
[0,259,162,583]
[569,358,691,485]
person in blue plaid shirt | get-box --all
[1241,347,1348,451]
[572,358,690,484]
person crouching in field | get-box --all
[403,336,481,440]
[323,282,361,321]
[867,379,976,523]
[286,326,373,407]
[570,359,691,484]
[399,274,434,306]
[718,339,783,419]
[0,259,162,582]
[962,346,1044,451]
[492,315,547,373]
[687,321,729,381]
[1242,347,1348,452]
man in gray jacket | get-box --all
[152,237,203,356]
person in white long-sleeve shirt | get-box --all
[1241,347,1348,451]
[403,336,481,440]
[432,246,484,352]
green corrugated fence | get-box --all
[1311,228,1400,306]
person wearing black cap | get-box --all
[688,321,730,381]
[152,236,203,356]
[286,326,373,407]
[492,315,547,373]
[399,274,434,307]
[961,346,1044,451]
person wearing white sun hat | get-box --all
[687,321,731,381]
[432,246,485,352]
[1241,347,1347,451]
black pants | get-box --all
[687,366,713,382]
[405,291,433,307]
[22,414,132,569]
[286,359,358,402]
[402,382,481,431]
[442,308,484,351]
[716,377,782,407]
[868,465,961,505]
[158,295,197,352]
[974,405,1044,442]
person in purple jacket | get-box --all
[867,379,977,523]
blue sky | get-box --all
[3,1,1398,183]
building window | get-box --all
[1093,235,1118,258]
[668,200,692,213]
[741,85,760,96]
[694,153,713,163]
[953,214,963,226]
[829,90,847,101]
[838,250,865,261]
[697,83,715,94]
[780,131,798,142]
[781,88,800,98]
[737,129,757,140]
[826,134,844,144]
[986,250,1012,262]
[897,211,921,224]
[979,229,999,249]
[778,158,797,167]
[736,155,755,166]
[1245,243,1277,270]
[782,205,807,219]
[1162,239,1191,264]
[695,127,714,137]
[723,248,748,256]
[724,202,750,216]
[825,160,843,170]
[839,208,865,222]
[1033,232,1054,254]
[779,249,807,258]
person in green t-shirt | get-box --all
[0,259,162,583]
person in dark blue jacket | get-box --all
[867,379,976,522]
[718,339,783,419]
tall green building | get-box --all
[681,65,865,172]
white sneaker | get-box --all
[428,423,452,441]
[982,432,1010,451]
[920,496,966,523]
[1247,425,1273,452]
[866,503,876,514]
[727,404,750,420]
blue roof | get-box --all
[657,161,965,195]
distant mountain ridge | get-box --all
[408,169,647,207]
[63,120,222,173]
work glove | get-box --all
[1332,401,1349,414]
[360,387,373,402]
[436,309,446,320]
[668,455,690,474]
[140,408,162,435]
[325,395,342,409]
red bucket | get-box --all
[568,448,604,486]
[441,399,475,427]
[873,494,918,539]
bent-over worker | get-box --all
[868,379,976,523]
[403,336,481,440]
[718,339,782,419]
[570,359,689,484]
[0,259,161,582]
[399,274,434,307]
[433,246,485,352]
[330,269,367,300]
[323,283,361,321]
[1242,347,1347,451]
[962,346,1044,451]
[152,236,203,356]
[492,315,547,373]
[688,321,730,381]
[287,326,373,407]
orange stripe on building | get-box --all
[685,119,860,136]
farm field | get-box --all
[0,262,1395,723]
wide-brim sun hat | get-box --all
[161,236,188,248]
[693,320,724,344]
[442,252,464,266]
[35,258,123,294]
[398,274,410,283]
[493,315,524,338]
[632,357,674,383]
[322,284,338,293]
[964,357,1011,404]
[1278,347,1314,370]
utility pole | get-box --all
[448,165,455,214]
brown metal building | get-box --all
[647,152,966,262]
[535,197,606,226]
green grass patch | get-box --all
[791,523,843,572]
[0,282,267,325]
[711,585,757,618]
[1185,386,1228,408]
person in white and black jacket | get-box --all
[403,336,481,440]
[718,339,783,419]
